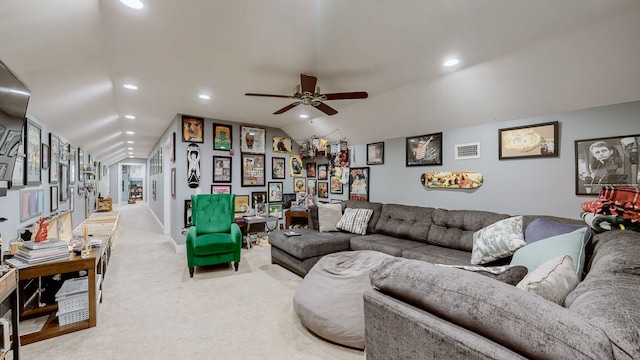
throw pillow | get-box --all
[471,216,526,265]
[516,255,579,305]
[336,208,374,235]
[524,218,592,245]
[510,227,587,277]
[317,203,343,232]
[436,264,528,285]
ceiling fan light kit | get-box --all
[245,73,368,116]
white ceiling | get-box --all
[2,0,640,165]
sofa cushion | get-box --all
[317,202,342,232]
[471,216,526,265]
[402,245,472,265]
[524,217,592,244]
[336,208,373,235]
[516,255,579,305]
[510,227,587,277]
[428,209,510,252]
[268,228,353,259]
[374,204,434,242]
[350,234,424,257]
[437,264,529,286]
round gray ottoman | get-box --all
[293,250,393,349]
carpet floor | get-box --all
[17,201,365,360]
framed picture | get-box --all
[241,126,266,154]
[182,116,204,143]
[213,124,232,151]
[272,136,292,154]
[330,167,344,194]
[171,168,176,199]
[406,132,442,166]
[269,203,283,219]
[234,195,250,213]
[11,154,25,189]
[25,120,41,185]
[59,163,69,201]
[317,164,328,180]
[575,134,640,195]
[213,155,232,183]
[251,191,267,208]
[184,199,193,227]
[282,193,296,210]
[41,143,49,170]
[50,185,59,212]
[170,132,176,163]
[152,180,156,201]
[20,189,30,221]
[211,184,231,194]
[305,195,316,209]
[306,162,316,178]
[49,133,60,183]
[69,146,76,185]
[77,147,84,182]
[293,177,306,193]
[268,181,283,202]
[499,121,559,159]
[349,167,370,201]
[318,182,329,198]
[241,153,265,186]
[20,189,44,221]
[367,142,384,165]
[290,155,303,176]
[272,157,286,179]
[60,142,69,163]
[69,187,74,212]
[307,178,317,196]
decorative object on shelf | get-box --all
[213,155,232,183]
[49,133,60,183]
[241,153,265,186]
[213,124,232,151]
[575,134,639,195]
[268,182,283,202]
[182,115,204,143]
[211,185,231,194]
[349,167,370,201]
[25,120,42,186]
[421,171,484,189]
[406,132,442,166]
[272,136,292,154]
[367,142,384,165]
[241,125,266,154]
[34,217,48,241]
[290,155,303,176]
[187,143,200,188]
[499,121,558,160]
[272,157,286,179]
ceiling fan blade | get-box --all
[300,73,317,94]
[314,102,338,116]
[323,91,369,100]
[273,102,301,114]
[245,93,293,99]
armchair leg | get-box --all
[189,267,194,277]
[234,262,239,271]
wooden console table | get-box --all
[0,268,19,359]
[285,211,308,229]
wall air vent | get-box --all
[454,142,480,160]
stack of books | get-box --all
[12,239,70,265]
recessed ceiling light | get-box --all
[129,152,133,155]
[120,0,144,10]
[299,114,309,119]
[128,147,133,150]
[125,115,135,119]
[130,155,134,158]
[443,58,460,67]
[123,84,138,90]
[127,141,134,144]
[126,131,134,135]
[199,94,211,100]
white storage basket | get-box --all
[57,308,89,326]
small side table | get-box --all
[242,216,278,249]
[286,211,308,229]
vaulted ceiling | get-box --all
[2,1,639,165]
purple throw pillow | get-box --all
[524,218,592,245]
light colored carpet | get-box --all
[18,201,365,360]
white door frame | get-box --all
[116,162,147,205]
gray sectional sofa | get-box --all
[269,200,640,359]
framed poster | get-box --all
[318,182,329,198]
[50,185,59,212]
[25,120,41,185]
[293,177,306,193]
[575,134,640,195]
[60,163,69,201]
[211,184,231,194]
[241,126,266,154]
[171,168,176,199]
[69,146,76,185]
[290,155,303,176]
[406,132,442,166]
[213,124,232,151]
[499,121,559,159]
[10,154,25,189]
[241,153,265,186]
[306,162,316,178]
[182,116,204,143]
[282,193,296,209]
[184,199,193,227]
[234,195,250,213]
[307,178,317,196]
[170,132,176,163]
[69,187,74,212]
[272,136,292,154]
[272,157,286,179]
[349,167,370,201]
[367,142,384,165]
[41,143,49,170]
[317,164,328,180]
[268,203,283,219]
[77,147,84,182]
[213,155,232,183]
[330,167,343,194]
[268,181,283,202]
[251,191,267,208]
[49,133,60,183]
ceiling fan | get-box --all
[245,73,368,116]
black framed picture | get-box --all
[213,155,232,183]
[268,181,283,202]
[367,142,384,165]
[49,133,60,184]
[182,116,204,143]
[318,182,329,198]
[317,164,328,180]
[41,143,49,170]
[282,193,296,209]
[575,134,640,195]
[25,120,41,186]
[241,126,266,154]
[241,153,265,186]
[349,167,370,201]
[272,157,286,179]
[306,162,316,178]
[499,121,559,159]
[406,132,442,166]
[50,185,58,212]
[213,124,232,151]
[251,191,267,208]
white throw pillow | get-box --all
[336,208,373,235]
[516,255,579,305]
[318,203,343,232]
[471,216,526,265]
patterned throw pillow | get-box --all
[516,255,579,305]
[471,216,526,265]
[336,208,374,235]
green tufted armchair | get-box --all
[186,194,242,277]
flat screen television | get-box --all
[0,58,30,186]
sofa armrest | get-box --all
[370,257,614,360]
